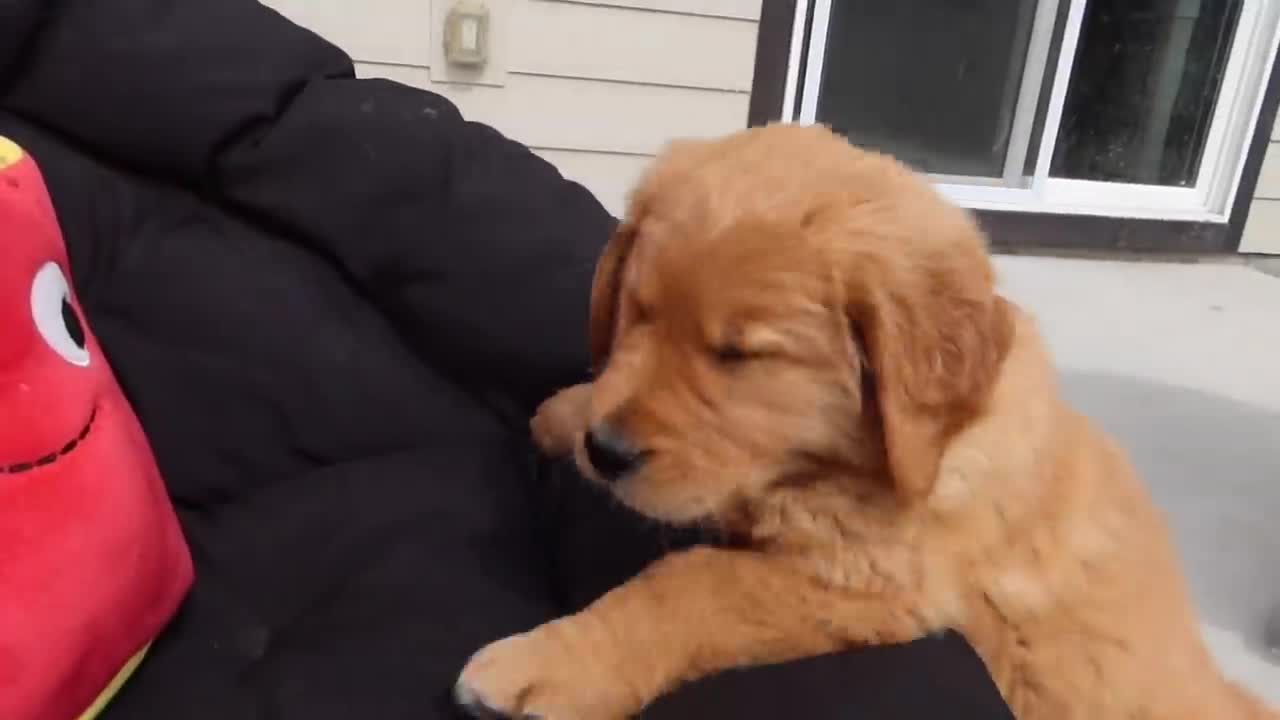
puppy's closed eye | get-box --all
[710,342,755,365]
[709,326,790,366]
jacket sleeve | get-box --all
[1,0,611,412]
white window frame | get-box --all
[782,0,1280,223]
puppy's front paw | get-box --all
[455,622,638,720]
[530,383,592,456]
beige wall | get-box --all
[1241,115,1280,254]
[260,0,760,215]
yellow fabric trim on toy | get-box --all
[0,136,24,169]
[74,644,151,720]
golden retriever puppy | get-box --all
[454,124,1277,720]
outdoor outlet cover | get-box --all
[444,0,490,68]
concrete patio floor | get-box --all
[993,254,1280,703]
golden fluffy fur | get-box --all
[456,124,1277,719]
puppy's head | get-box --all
[578,125,1012,529]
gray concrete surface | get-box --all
[1248,255,1280,280]
[995,255,1280,703]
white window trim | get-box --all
[783,0,1280,223]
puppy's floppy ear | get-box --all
[589,221,637,372]
[810,202,1014,504]
[855,288,1013,504]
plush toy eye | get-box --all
[30,261,90,367]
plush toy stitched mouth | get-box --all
[1,405,97,474]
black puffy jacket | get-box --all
[0,1,1012,718]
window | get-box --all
[780,0,1280,222]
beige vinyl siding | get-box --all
[504,2,757,91]
[543,0,762,20]
[356,63,750,156]
[1255,143,1280,197]
[531,148,652,209]
[283,0,434,66]
[1241,114,1280,254]
[260,0,759,215]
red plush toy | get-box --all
[0,137,193,720]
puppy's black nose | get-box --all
[584,422,643,482]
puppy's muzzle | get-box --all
[584,421,645,483]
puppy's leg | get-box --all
[530,382,593,456]
[455,546,930,720]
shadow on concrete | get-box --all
[1061,370,1280,663]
